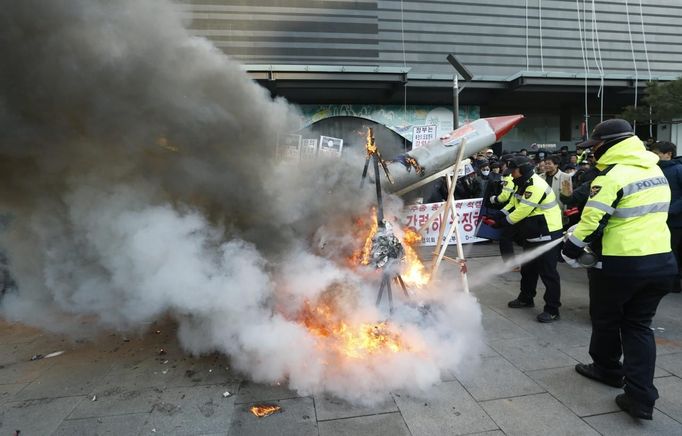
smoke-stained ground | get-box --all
[0,0,483,404]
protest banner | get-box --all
[276,134,302,162]
[411,125,437,149]
[300,138,318,161]
[318,136,343,159]
[401,199,486,246]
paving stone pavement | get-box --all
[1,253,682,435]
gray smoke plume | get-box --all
[0,0,483,404]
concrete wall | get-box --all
[182,0,682,79]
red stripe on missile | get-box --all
[486,115,525,141]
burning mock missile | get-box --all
[0,0,488,408]
[386,115,524,194]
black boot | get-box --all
[575,363,624,388]
[536,312,560,323]
[615,393,653,420]
[508,298,534,308]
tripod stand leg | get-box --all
[396,274,409,297]
[373,156,385,225]
[386,275,394,313]
[378,156,394,185]
[375,275,387,307]
[360,157,371,188]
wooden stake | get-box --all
[431,166,456,269]
[429,139,470,293]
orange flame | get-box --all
[349,212,430,287]
[365,128,377,155]
[299,296,405,359]
[349,212,378,266]
[249,405,282,417]
[401,228,431,288]
[403,228,422,245]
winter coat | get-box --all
[566,135,676,277]
[455,175,482,199]
[545,170,572,210]
[561,166,599,210]
[658,158,682,229]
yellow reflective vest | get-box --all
[568,135,677,276]
[502,173,563,242]
[492,173,515,205]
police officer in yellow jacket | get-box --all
[562,119,677,420]
[490,172,515,206]
[495,156,564,322]
[489,154,517,263]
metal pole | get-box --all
[453,75,459,130]
[373,155,385,226]
[359,157,370,189]
[376,276,386,306]
[386,275,394,313]
[396,275,409,297]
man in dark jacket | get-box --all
[455,166,482,199]
[479,162,501,206]
[561,164,599,208]
[560,160,600,227]
[558,145,571,169]
[650,141,682,292]
[488,154,518,264]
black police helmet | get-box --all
[508,156,535,178]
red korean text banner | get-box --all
[401,199,486,246]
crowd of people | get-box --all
[427,144,596,211]
[457,119,680,422]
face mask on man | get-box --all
[481,169,490,176]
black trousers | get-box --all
[518,241,561,314]
[499,227,515,262]
[499,237,515,262]
[587,269,673,406]
[670,227,682,290]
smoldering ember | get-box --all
[2,1,682,435]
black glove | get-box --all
[561,239,582,259]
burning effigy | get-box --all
[0,0,501,406]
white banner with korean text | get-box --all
[411,125,437,149]
[401,199,486,246]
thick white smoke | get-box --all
[0,0,483,404]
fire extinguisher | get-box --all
[564,228,598,268]
[576,246,598,268]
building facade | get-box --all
[181,0,682,150]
